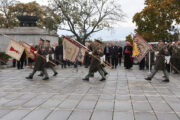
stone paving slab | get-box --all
[0,65,180,120]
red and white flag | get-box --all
[21,42,37,60]
[6,40,25,61]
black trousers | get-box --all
[105,54,110,63]
[111,57,118,68]
[139,58,145,70]
[17,60,24,69]
[118,56,122,65]
[13,59,16,67]
[84,55,91,68]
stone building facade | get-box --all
[0,27,58,52]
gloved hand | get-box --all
[100,55,105,64]
[34,51,37,54]
[165,56,170,64]
[89,52,92,55]
[46,55,49,62]
[52,54,54,60]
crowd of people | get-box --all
[9,38,180,82]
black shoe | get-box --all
[26,76,33,79]
[104,72,108,76]
[53,72,58,76]
[38,74,43,77]
[162,79,169,83]
[100,78,106,81]
[162,76,166,78]
[90,74,94,77]
[145,77,151,81]
[82,78,89,81]
[43,77,49,80]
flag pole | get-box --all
[21,42,58,66]
[62,35,114,69]
[0,58,6,64]
[148,51,151,74]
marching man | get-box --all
[145,41,169,82]
[38,40,58,77]
[26,38,49,80]
[83,39,106,81]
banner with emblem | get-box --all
[62,36,87,63]
[133,34,152,62]
[20,42,37,60]
[77,47,87,63]
[6,40,25,61]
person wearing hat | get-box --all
[171,41,180,73]
[83,39,106,81]
[38,40,58,77]
[145,41,170,82]
[26,38,49,80]
[123,41,133,69]
[45,40,58,76]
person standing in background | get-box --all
[124,41,133,69]
[110,42,118,69]
[104,43,111,64]
[17,50,26,69]
[118,43,123,66]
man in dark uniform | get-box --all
[26,39,49,80]
[104,43,111,63]
[83,39,106,81]
[124,41,133,69]
[54,42,61,65]
[118,43,123,66]
[17,50,26,69]
[39,40,58,76]
[145,41,169,82]
[110,42,118,68]
[171,41,180,74]
[139,58,145,70]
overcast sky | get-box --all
[19,0,145,41]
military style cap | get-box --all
[40,38,45,42]
[46,40,50,43]
[94,39,103,44]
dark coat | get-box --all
[118,46,123,57]
[110,46,119,58]
[89,44,104,73]
[34,45,46,71]
[123,45,133,68]
[104,46,111,56]
[54,45,61,58]
[154,46,167,70]
[170,46,180,71]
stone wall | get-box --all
[0,27,59,52]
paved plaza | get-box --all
[0,66,180,120]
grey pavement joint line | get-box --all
[126,73,135,120]
[88,81,106,120]
[112,70,118,120]
[143,87,158,120]
[0,93,40,119]
[43,94,70,120]
[21,94,56,120]
[149,82,180,119]
[66,85,91,120]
